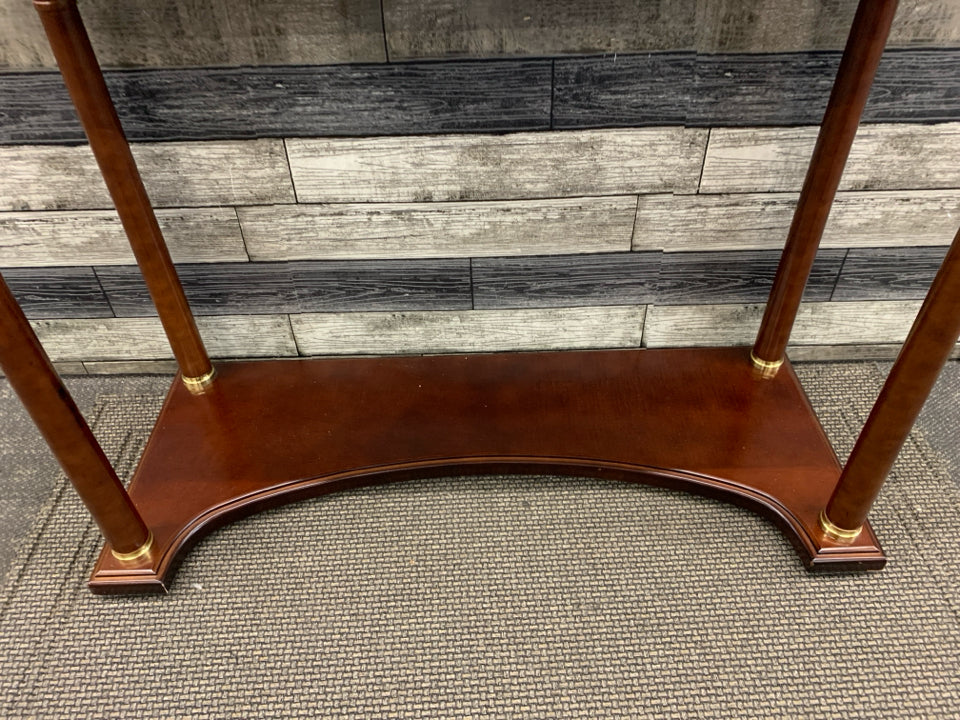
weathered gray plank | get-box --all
[1,266,112,319]
[643,300,930,348]
[239,197,638,261]
[0,0,385,69]
[0,208,248,267]
[97,259,473,316]
[382,0,694,59]
[291,306,646,355]
[31,315,297,361]
[699,123,960,194]
[472,252,660,309]
[656,249,844,304]
[0,141,294,211]
[832,246,950,301]
[788,344,960,363]
[286,128,707,202]
[81,360,179,376]
[634,190,960,252]
[695,0,960,53]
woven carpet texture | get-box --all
[0,362,958,718]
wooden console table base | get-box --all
[2,0,959,593]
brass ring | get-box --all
[818,510,862,542]
[750,350,783,378]
[111,532,154,562]
[182,367,216,393]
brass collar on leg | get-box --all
[182,367,216,394]
[818,510,862,542]
[111,532,154,562]
[750,351,783,379]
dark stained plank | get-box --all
[96,259,473,316]
[0,266,112,319]
[383,0,694,60]
[472,252,660,309]
[1,0,385,69]
[656,249,846,305]
[0,62,552,144]
[832,246,950,301]
[552,53,693,128]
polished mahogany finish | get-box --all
[33,0,212,381]
[752,0,898,366]
[87,348,885,593]
[826,226,960,532]
[0,272,150,556]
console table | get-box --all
[1,0,958,594]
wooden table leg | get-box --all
[751,0,898,376]
[33,0,214,392]
[0,273,151,559]
[821,226,960,540]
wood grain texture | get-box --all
[0,62,551,144]
[643,300,933,348]
[832,246,950,301]
[0,208,247,267]
[472,252,660,309]
[382,0,694,59]
[238,197,638,261]
[96,259,473,316]
[656,249,845,305]
[81,360,179,375]
[0,141,294,211]
[285,128,708,202]
[788,344,960,362]
[699,123,960,194]
[552,53,692,128]
[291,306,646,355]
[0,0,385,69]
[0,266,112,319]
[691,50,960,126]
[634,190,960,251]
[30,315,297,362]
[695,0,960,53]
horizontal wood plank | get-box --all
[832,246,950,301]
[96,259,473,316]
[31,315,297,361]
[238,197,638,261]
[0,266,112,319]
[634,190,960,251]
[472,252,660,309]
[81,360,180,376]
[286,128,707,202]
[382,0,695,59]
[643,300,931,348]
[291,306,646,355]
[1,0,385,69]
[1,62,551,144]
[0,208,248,267]
[0,140,294,211]
[699,123,960,194]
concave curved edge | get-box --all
[89,456,848,594]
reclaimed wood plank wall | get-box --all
[1,0,959,372]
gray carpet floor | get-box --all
[0,361,958,718]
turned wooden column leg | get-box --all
[34,0,214,393]
[0,274,152,559]
[751,0,898,377]
[821,226,960,540]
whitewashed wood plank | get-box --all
[0,140,295,212]
[643,300,938,348]
[0,208,248,267]
[634,190,960,251]
[31,315,297,361]
[81,360,180,375]
[291,306,646,355]
[239,197,637,261]
[286,128,708,202]
[788,344,960,362]
[699,122,960,194]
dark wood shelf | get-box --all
[88,347,884,593]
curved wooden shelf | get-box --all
[89,347,884,594]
